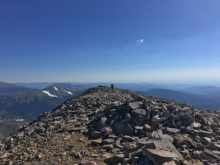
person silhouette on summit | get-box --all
[111,84,114,92]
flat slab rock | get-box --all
[163,127,180,134]
[127,102,139,110]
[104,154,125,164]
[151,130,174,143]
[203,149,220,160]
[145,149,179,165]
[152,114,168,123]
[142,139,184,161]
[131,109,146,116]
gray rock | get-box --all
[203,148,220,160]
[131,109,146,116]
[122,141,139,153]
[192,161,204,165]
[191,122,201,129]
[90,131,103,138]
[0,144,5,151]
[163,161,179,165]
[192,150,202,159]
[111,101,121,107]
[180,113,193,121]
[152,114,168,123]
[132,157,142,165]
[142,139,184,161]
[127,102,139,110]
[0,152,8,159]
[181,160,192,165]
[183,135,197,149]
[131,148,143,159]
[151,130,174,143]
[201,152,217,164]
[200,117,207,125]
[184,118,195,126]
[166,105,176,111]
[102,139,115,144]
[144,149,179,165]
[144,124,151,131]
[104,154,125,164]
[197,143,205,150]
[137,137,150,146]
[102,144,113,149]
[123,135,136,141]
[118,123,133,135]
[119,116,130,124]
[115,139,121,146]
[201,137,211,145]
[152,105,162,110]
[207,142,220,150]
[100,127,112,133]
[173,134,185,146]
[180,149,189,156]
[121,158,130,165]
[138,156,154,165]
[115,123,123,134]
[185,125,194,134]
[161,110,173,118]
[135,126,143,131]
[163,127,180,134]
[197,130,213,137]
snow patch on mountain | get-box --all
[42,91,58,97]
[66,91,73,95]
[54,87,58,91]
[62,90,73,95]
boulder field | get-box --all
[1,86,220,165]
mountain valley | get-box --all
[0,82,37,97]
[0,86,85,117]
[136,88,220,111]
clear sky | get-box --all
[1,0,220,84]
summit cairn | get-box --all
[1,86,220,164]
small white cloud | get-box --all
[137,39,144,43]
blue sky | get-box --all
[1,0,220,84]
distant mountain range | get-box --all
[15,82,201,91]
[0,86,85,117]
[47,83,76,88]
[15,82,81,89]
[136,88,220,111]
[14,82,56,89]
[0,82,37,96]
[179,85,220,96]
[2,81,220,113]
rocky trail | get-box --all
[1,86,220,165]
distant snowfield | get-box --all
[42,91,58,97]
[16,119,24,121]
[66,91,73,95]
[63,90,73,95]
[54,87,58,91]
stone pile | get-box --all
[1,86,220,165]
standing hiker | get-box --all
[111,84,114,92]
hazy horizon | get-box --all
[1,1,220,84]
[11,81,220,87]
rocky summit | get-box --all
[1,86,220,165]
